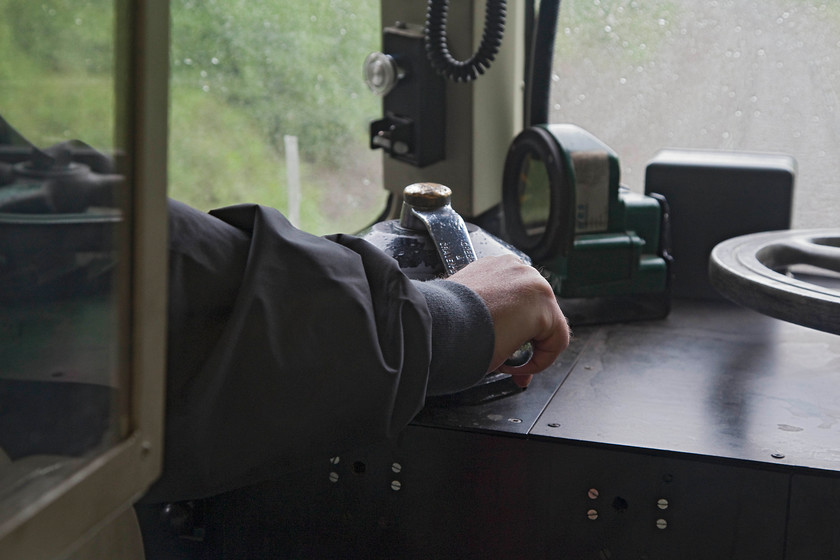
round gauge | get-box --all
[502,126,574,261]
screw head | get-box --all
[656,518,668,530]
[657,498,669,510]
[587,509,599,521]
[588,488,600,500]
[391,480,402,491]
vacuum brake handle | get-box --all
[400,183,534,368]
[402,189,476,276]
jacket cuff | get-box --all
[413,279,495,395]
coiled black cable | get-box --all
[424,0,506,83]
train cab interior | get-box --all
[1,0,839,558]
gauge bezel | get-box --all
[502,126,574,261]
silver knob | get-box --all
[363,52,402,96]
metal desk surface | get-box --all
[418,298,840,475]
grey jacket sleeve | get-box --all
[412,279,495,396]
[143,200,493,503]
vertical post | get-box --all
[284,134,301,227]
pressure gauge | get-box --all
[502,126,575,262]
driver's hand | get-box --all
[449,255,570,387]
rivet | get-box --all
[588,488,599,500]
[329,472,339,483]
[391,480,402,491]
[392,462,402,473]
[548,423,561,428]
[587,509,599,521]
[657,498,669,510]
[656,518,668,530]
[772,452,785,459]
[508,418,523,424]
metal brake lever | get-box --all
[402,183,535,368]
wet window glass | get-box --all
[551,0,839,228]
[168,0,384,236]
[0,0,128,507]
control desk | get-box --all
[166,297,840,560]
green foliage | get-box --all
[2,76,115,149]
[557,0,677,63]
[167,84,326,230]
[166,0,386,232]
[170,0,380,165]
[0,1,115,148]
[1,0,386,234]
[2,0,114,74]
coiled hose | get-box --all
[424,0,506,82]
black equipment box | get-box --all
[645,149,795,300]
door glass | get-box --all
[552,0,840,228]
[0,0,128,509]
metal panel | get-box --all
[786,473,840,559]
[196,426,790,560]
[544,444,788,560]
[415,331,585,434]
[532,300,840,473]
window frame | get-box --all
[0,0,169,557]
